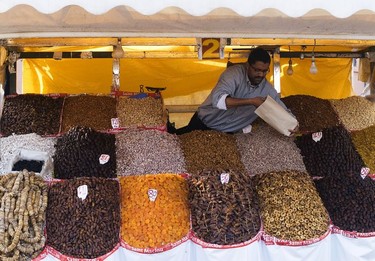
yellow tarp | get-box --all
[279,58,353,99]
[22,57,352,105]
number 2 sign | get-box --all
[202,38,220,59]
[198,38,225,59]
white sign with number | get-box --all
[148,189,158,202]
[111,118,120,129]
[312,132,323,142]
[77,185,88,200]
[220,173,230,184]
[360,167,370,179]
[99,154,110,164]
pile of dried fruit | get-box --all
[116,129,186,175]
[315,171,375,232]
[0,170,48,260]
[295,126,366,178]
[281,95,341,133]
[189,169,261,245]
[350,125,375,172]
[117,96,165,128]
[235,123,306,175]
[330,96,375,131]
[0,94,64,136]
[54,126,116,179]
[120,174,190,249]
[46,177,120,259]
[179,130,245,175]
[61,94,117,132]
[254,171,329,241]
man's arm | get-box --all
[225,96,266,109]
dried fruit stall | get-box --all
[0,93,374,261]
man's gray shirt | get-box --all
[197,63,291,133]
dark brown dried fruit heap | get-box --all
[0,94,64,136]
[315,171,375,233]
[254,171,329,241]
[60,94,116,133]
[46,177,120,259]
[54,126,116,179]
[295,126,366,178]
[281,94,341,133]
[189,169,261,245]
[179,130,245,175]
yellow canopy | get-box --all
[22,57,352,105]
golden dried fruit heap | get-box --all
[120,174,190,249]
[255,171,330,241]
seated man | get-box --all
[169,47,295,135]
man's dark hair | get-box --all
[247,47,271,65]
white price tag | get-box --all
[220,173,230,184]
[111,118,120,129]
[360,167,370,179]
[242,125,252,134]
[99,154,110,164]
[77,185,88,200]
[312,132,323,142]
[148,189,158,202]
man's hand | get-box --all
[251,97,266,107]
[288,124,300,136]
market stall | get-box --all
[0,93,374,261]
[0,1,375,261]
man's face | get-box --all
[247,61,270,86]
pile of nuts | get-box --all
[189,169,261,245]
[116,129,186,175]
[330,96,375,131]
[46,177,120,259]
[0,94,64,136]
[281,95,341,133]
[61,95,117,132]
[315,171,375,232]
[54,126,116,179]
[179,130,245,175]
[117,96,165,128]
[0,170,48,260]
[254,170,329,241]
[351,125,375,172]
[235,123,306,175]
[120,174,190,249]
[295,126,366,178]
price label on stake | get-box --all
[220,173,230,184]
[148,189,158,202]
[312,132,323,142]
[360,167,370,179]
[99,154,110,164]
[77,185,88,200]
[111,118,120,129]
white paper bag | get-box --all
[255,95,298,136]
